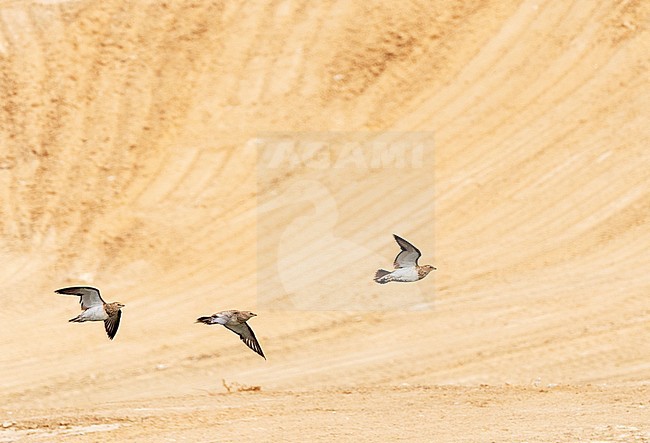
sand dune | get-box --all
[1,1,649,441]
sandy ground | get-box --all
[2,386,650,443]
[1,1,649,442]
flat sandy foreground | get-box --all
[1,1,649,442]
[2,386,649,443]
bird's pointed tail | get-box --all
[374,269,391,284]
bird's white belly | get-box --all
[80,305,107,321]
[390,267,419,282]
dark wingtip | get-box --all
[55,287,82,295]
[392,233,408,245]
[106,325,118,340]
[106,328,117,340]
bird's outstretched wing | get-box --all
[104,310,122,340]
[393,234,422,268]
[225,323,266,359]
[55,286,104,310]
[196,313,229,325]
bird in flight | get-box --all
[196,310,266,359]
[55,286,125,340]
[374,234,436,284]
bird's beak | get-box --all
[251,313,257,316]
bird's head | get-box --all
[116,302,125,309]
[244,311,257,319]
[422,265,436,274]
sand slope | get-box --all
[0,1,649,441]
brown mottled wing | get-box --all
[104,310,122,340]
[393,234,421,268]
[224,323,266,359]
[55,286,105,310]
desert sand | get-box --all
[0,1,649,442]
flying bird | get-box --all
[374,234,436,284]
[196,310,266,359]
[55,286,125,340]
